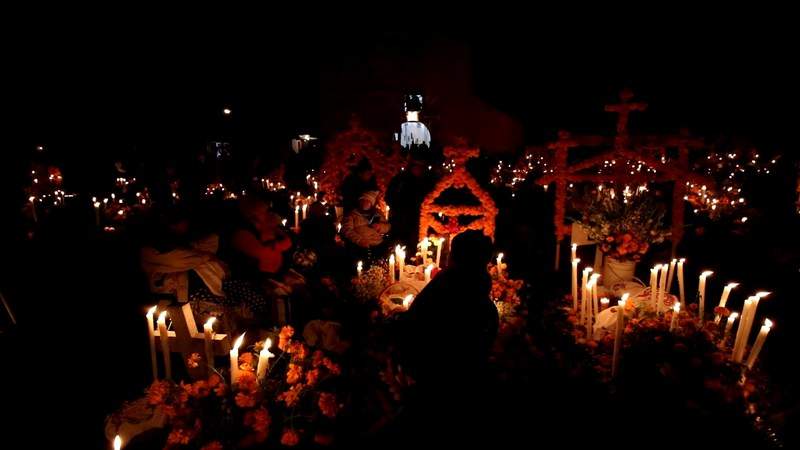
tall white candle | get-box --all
[395,245,406,278]
[666,259,677,293]
[677,258,686,307]
[735,292,770,362]
[669,302,680,332]
[581,267,592,325]
[230,332,246,384]
[385,204,390,221]
[114,435,122,450]
[591,273,600,319]
[658,264,669,314]
[256,337,274,382]
[571,258,581,311]
[698,271,713,321]
[571,243,577,261]
[435,237,444,268]
[146,306,158,381]
[650,265,660,311]
[722,312,739,347]
[29,196,37,223]
[612,294,629,377]
[294,205,300,229]
[496,252,504,278]
[357,261,363,277]
[732,297,754,362]
[203,317,216,372]
[714,282,739,323]
[157,311,171,380]
[424,263,434,283]
[745,319,773,369]
[94,201,101,226]
[301,203,308,220]
[389,254,396,283]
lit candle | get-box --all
[294,205,300,229]
[230,332,246,384]
[395,245,406,278]
[581,267,593,325]
[745,318,773,369]
[612,293,629,377]
[93,201,101,226]
[669,302,680,332]
[389,254,396,283]
[203,317,216,372]
[146,306,158,381]
[715,282,739,323]
[302,203,308,220]
[256,337,274,382]
[385,204,390,221]
[420,238,431,266]
[585,278,596,333]
[337,223,342,234]
[591,273,600,319]
[403,294,414,310]
[496,252,504,278]
[424,263,434,283]
[677,258,686,307]
[666,259,677,293]
[658,264,669,314]
[571,258,581,311]
[721,312,739,347]
[697,271,714,322]
[157,311,171,380]
[650,265,660,311]
[600,297,610,311]
[435,237,444,268]
[281,219,287,227]
[357,261,363,277]
[732,297,754,362]
[571,243,577,261]
[735,291,770,362]
[29,196,37,223]
[114,435,122,450]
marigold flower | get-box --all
[239,352,254,368]
[244,407,271,434]
[187,352,202,369]
[288,342,308,361]
[311,350,325,368]
[318,392,338,418]
[146,380,171,406]
[286,363,303,384]
[235,392,257,408]
[279,326,295,351]
[322,358,341,375]
[280,428,300,446]
[200,441,223,450]
[305,368,320,386]
[277,384,304,407]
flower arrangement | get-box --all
[351,265,390,303]
[137,326,344,448]
[488,263,527,338]
[419,146,498,241]
[575,190,669,261]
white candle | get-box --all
[745,318,773,369]
[666,259,677,293]
[581,268,593,325]
[403,294,415,310]
[736,291,770,362]
[282,219,287,227]
[600,297,610,311]
[658,264,669,314]
[677,258,686,307]
[203,317,216,372]
[256,337,274,382]
[612,294,629,377]
[337,223,342,234]
[230,332,246,384]
[722,312,739,347]
[669,302,680,331]
[94,201,101,226]
[698,271,713,321]
[715,282,739,323]
[420,238,431,266]
[591,273,600,320]
[157,311,171,380]
[395,245,406,278]
[732,297,754,362]
[435,237,444,268]
[385,204,390,221]
[650,265,660,310]
[571,243,577,261]
[424,263,434,283]
[146,306,158,381]
[585,278,596,334]
[496,252,504,278]
[29,196,38,223]
[571,258,581,311]
[302,203,308,220]
[357,261,363,277]
[294,205,300,229]
[114,435,122,450]
[389,254,396,283]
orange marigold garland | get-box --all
[419,146,498,241]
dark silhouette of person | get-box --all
[339,158,378,213]
[385,159,434,249]
[396,230,498,445]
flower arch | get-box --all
[419,146,498,240]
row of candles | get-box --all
[144,307,274,385]
[569,246,775,374]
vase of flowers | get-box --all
[575,189,669,288]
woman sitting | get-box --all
[341,191,391,262]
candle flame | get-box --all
[755,291,771,299]
[389,254,395,263]
[205,317,216,328]
[261,337,273,356]
[572,258,581,264]
[678,258,686,263]
[584,267,593,274]
[671,258,677,264]
[147,305,157,317]
[114,435,122,450]
[157,311,167,323]
[621,293,630,302]
[233,333,246,350]
[764,318,773,328]
[701,271,714,278]
[729,312,739,320]
[600,297,610,305]
[726,282,739,289]
[590,273,600,281]
[673,302,680,312]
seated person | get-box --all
[140,207,267,330]
[230,197,310,325]
[341,191,390,257]
[299,201,342,273]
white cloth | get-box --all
[141,234,227,297]
[400,121,431,148]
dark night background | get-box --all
[2,28,799,448]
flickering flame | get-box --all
[261,338,273,357]
[673,302,680,312]
[729,312,739,320]
[204,317,216,329]
[281,219,287,227]
[600,298,610,306]
[726,282,739,289]
[572,258,581,265]
[233,333,246,351]
[147,305,157,318]
[763,318,773,328]
[28,196,36,202]
[157,311,167,323]
[94,201,101,208]
[755,291,771,299]
[114,435,122,450]
[679,258,686,263]
[701,271,714,278]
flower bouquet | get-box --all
[351,265,389,303]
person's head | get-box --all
[355,158,374,182]
[358,191,380,212]
[239,196,272,229]
[449,230,493,272]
